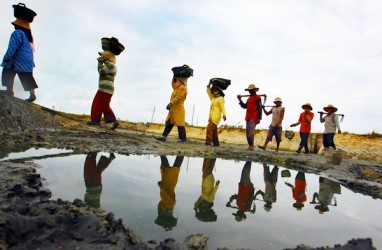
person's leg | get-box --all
[177,126,187,141]
[160,155,170,169]
[1,68,16,96]
[102,94,119,130]
[205,121,214,145]
[163,123,174,137]
[296,133,304,154]
[327,133,336,149]
[89,91,105,124]
[275,127,282,152]
[323,133,329,149]
[246,120,255,149]
[270,166,279,183]
[103,94,116,123]
[212,123,219,146]
[173,156,184,167]
[240,161,252,185]
[17,71,38,102]
[259,126,272,150]
[263,164,270,181]
[301,133,309,153]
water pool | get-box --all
[16,152,382,249]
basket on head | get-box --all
[210,78,231,90]
[13,3,37,22]
[172,64,193,78]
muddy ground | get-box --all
[0,95,381,249]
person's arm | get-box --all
[255,190,264,200]
[206,86,213,100]
[334,114,342,133]
[306,112,313,122]
[262,107,273,116]
[237,95,247,109]
[219,98,227,121]
[226,194,237,207]
[319,113,325,123]
[2,31,24,63]
[310,192,319,204]
[170,85,187,106]
[256,98,262,122]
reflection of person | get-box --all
[290,103,314,154]
[255,163,279,212]
[155,77,188,142]
[226,161,257,221]
[1,3,38,102]
[155,155,184,231]
[285,171,306,210]
[319,104,342,150]
[310,177,341,214]
[194,158,220,222]
[237,84,262,150]
[205,82,226,147]
[83,152,115,208]
[259,97,285,152]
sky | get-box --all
[1,0,381,134]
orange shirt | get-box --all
[299,111,314,133]
[237,183,253,211]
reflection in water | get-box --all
[33,154,382,250]
[285,171,307,210]
[226,161,257,222]
[155,155,184,231]
[255,163,279,212]
[83,152,115,208]
[194,158,220,222]
[311,177,341,214]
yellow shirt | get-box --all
[207,87,226,126]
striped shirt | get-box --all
[98,61,117,95]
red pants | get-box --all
[90,90,116,123]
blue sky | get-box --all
[1,0,381,134]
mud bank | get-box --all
[0,95,381,249]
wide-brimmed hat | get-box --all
[323,104,338,112]
[245,84,259,91]
[302,102,313,110]
[12,18,31,30]
[274,97,282,103]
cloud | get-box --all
[0,0,381,134]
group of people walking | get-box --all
[1,4,343,153]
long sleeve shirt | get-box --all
[207,87,226,125]
[1,30,34,72]
[98,61,117,94]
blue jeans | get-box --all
[299,133,310,152]
[323,133,336,149]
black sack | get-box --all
[13,3,37,22]
[172,64,193,78]
[109,37,125,55]
[210,78,231,90]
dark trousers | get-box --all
[90,90,116,123]
[323,133,336,149]
[2,68,38,92]
[162,120,186,140]
[298,133,310,153]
